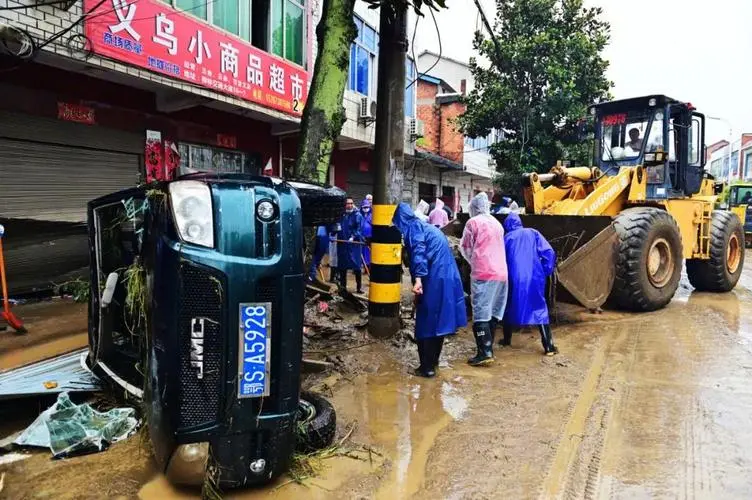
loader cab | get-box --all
[592,95,706,199]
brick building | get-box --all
[411,68,498,214]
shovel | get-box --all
[0,225,26,334]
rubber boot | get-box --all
[329,267,337,283]
[489,318,498,345]
[539,324,558,356]
[433,336,445,369]
[355,270,363,294]
[499,323,513,347]
[339,269,348,291]
[413,339,436,378]
[468,322,494,366]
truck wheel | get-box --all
[288,181,346,227]
[610,208,683,312]
[686,211,744,292]
[296,391,337,453]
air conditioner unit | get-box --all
[359,96,376,123]
[408,118,424,141]
[415,119,425,138]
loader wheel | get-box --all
[610,208,683,311]
[686,211,745,292]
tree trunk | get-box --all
[293,0,357,184]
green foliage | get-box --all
[55,278,90,303]
[124,260,147,337]
[461,0,612,190]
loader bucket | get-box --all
[454,213,617,310]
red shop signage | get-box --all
[83,0,308,117]
[57,102,96,125]
[217,133,237,149]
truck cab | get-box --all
[592,94,707,200]
[727,183,752,245]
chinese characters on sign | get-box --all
[84,0,308,116]
[57,102,96,125]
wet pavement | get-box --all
[4,257,752,498]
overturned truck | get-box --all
[87,173,344,489]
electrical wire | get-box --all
[85,0,219,26]
[36,0,108,50]
[405,5,441,90]
[0,0,74,11]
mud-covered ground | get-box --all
[4,257,752,499]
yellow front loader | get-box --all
[516,95,744,312]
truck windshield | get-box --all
[600,111,654,161]
[730,186,752,206]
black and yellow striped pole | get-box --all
[368,205,402,337]
[368,3,407,338]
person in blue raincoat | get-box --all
[309,225,331,282]
[500,212,559,355]
[360,199,373,270]
[337,197,365,293]
[393,203,467,377]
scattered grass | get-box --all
[54,278,90,303]
[123,259,147,337]
[280,423,368,489]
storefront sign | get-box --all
[83,0,309,117]
[57,102,96,125]
[217,134,237,149]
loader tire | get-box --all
[686,211,744,292]
[610,208,683,312]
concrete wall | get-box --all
[416,52,473,93]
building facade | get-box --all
[411,54,498,213]
[707,134,752,182]
[0,0,420,292]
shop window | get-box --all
[178,143,251,175]
[166,0,305,61]
[272,0,305,66]
[348,16,378,97]
[212,0,251,39]
[405,58,416,118]
[175,0,207,21]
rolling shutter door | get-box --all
[346,168,373,206]
[0,111,142,293]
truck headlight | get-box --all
[256,200,276,222]
[169,180,214,248]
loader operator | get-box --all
[626,127,643,152]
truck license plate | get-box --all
[238,302,271,398]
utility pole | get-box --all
[368,3,408,338]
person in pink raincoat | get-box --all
[428,198,449,228]
[460,192,509,366]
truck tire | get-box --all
[610,208,683,312]
[288,181,346,227]
[296,391,337,453]
[686,211,744,292]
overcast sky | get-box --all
[413,0,752,145]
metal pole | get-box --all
[368,4,408,338]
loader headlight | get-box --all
[256,200,276,222]
[169,180,214,248]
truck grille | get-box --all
[177,264,223,429]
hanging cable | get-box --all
[405,5,441,90]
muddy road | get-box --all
[4,257,752,499]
